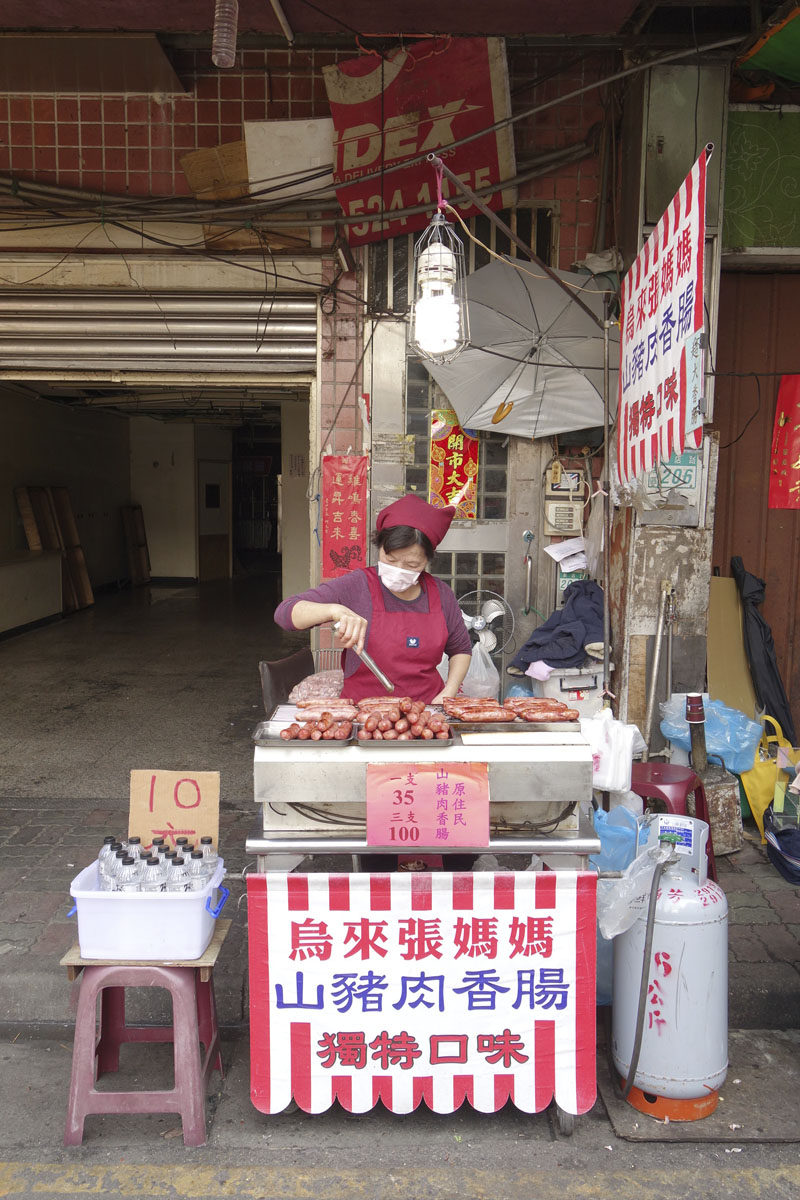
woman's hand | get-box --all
[329,605,368,655]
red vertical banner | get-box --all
[769,376,800,509]
[429,408,479,518]
[322,455,368,577]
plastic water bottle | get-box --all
[151,837,166,856]
[187,851,211,891]
[97,837,119,889]
[125,836,142,855]
[211,0,239,69]
[200,837,219,873]
[115,856,140,893]
[175,837,191,858]
[103,848,128,891]
[166,856,190,892]
[140,857,167,893]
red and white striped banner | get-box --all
[617,149,710,485]
[248,871,596,1116]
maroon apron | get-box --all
[346,567,449,703]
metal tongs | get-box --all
[331,621,395,693]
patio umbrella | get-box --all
[422,255,618,440]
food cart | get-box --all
[246,709,599,1132]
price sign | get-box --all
[366,762,489,849]
[129,769,220,850]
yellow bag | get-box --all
[740,716,794,842]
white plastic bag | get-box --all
[596,842,673,939]
[579,708,635,792]
[460,643,501,699]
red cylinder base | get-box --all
[619,1080,719,1122]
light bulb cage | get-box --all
[409,211,470,366]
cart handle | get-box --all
[206,885,229,919]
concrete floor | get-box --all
[2,580,800,1197]
[0,578,305,803]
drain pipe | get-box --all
[641,580,670,760]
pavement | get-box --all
[1,581,800,1195]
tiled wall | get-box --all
[0,47,342,197]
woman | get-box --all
[274,493,472,703]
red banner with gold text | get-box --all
[769,376,800,509]
[322,455,368,577]
[429,408,478,518]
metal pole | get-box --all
[427,153,604,330]
[642,581,670,760]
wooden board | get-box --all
[708,576,758,719]
[121,504,151,585]
[60,919,231,980]
[14,486,42,551]
[14,485,93,611]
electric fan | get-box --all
[458,589,515,657]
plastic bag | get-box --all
[579,708,635,792]
[590,807,638,872]
[460,643,501,699]
[659,696,762,775]
[288,669,344,703]
[596,841,673,939]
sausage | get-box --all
[435,730,451,740]
[293,707,357,723]
[397,732,413,740]
[322,728,336,739]
[358,696,412,709]
[295,698,354,707]
[377,719,393,732]
[296,727,310,739]
[279,727,293,740]
[357,728,373,740]
[382,729,398,740]
[394,718,410,733]
[420,727,435,739]
[364,715,380,732]
[410,723,425,737]
[372,729,384,740]
[463,710,512,722]
[334,722,353,739]
[310,728,323,740]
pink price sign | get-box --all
[366,762,489,849]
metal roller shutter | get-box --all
[0,289,318,375]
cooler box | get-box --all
[69,859,228,960]
[531,665,606,717]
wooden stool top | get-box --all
[60,919,232,983]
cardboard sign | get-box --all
[366,762,489,849]
[617,149,709,484]
[129,769,220,850]
[248,870,597,1115]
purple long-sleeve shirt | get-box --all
[274,568,472,685]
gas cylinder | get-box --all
[612,814,728,1120]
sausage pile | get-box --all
[442,696,579,723]
[280,712,354,741]
[356,696,451,741]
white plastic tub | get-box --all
[531,665,608,717]
[69,859,228,960]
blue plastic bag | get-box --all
[659,697,762,776]
[591,807,638,1005]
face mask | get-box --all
[378,560,421,593]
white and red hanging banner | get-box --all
[322,38,516,246]
[616,147,712,486]
[248,870,596,1116]
[321,454,368,578]
[769,375,800,509]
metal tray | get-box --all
[355,734,454,749]
[253,719,354,747]
[450,720,578,734]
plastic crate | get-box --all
[530,665,607,717]
[69,859,228,961]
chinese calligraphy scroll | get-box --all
[768,376,800,510]
[322,455,368,578]
[248,870,596,1115]
[429,408,478,518]
[617,148,710,485]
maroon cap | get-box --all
[376,494,455,549]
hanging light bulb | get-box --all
[212,0,239,69]
[409,210,469,365]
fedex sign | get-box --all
[323,39,516,246]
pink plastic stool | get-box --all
[630,763,718,882]
[63,961,223,1147]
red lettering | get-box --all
[173,777,202,809]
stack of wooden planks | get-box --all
[15,486,94,613]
